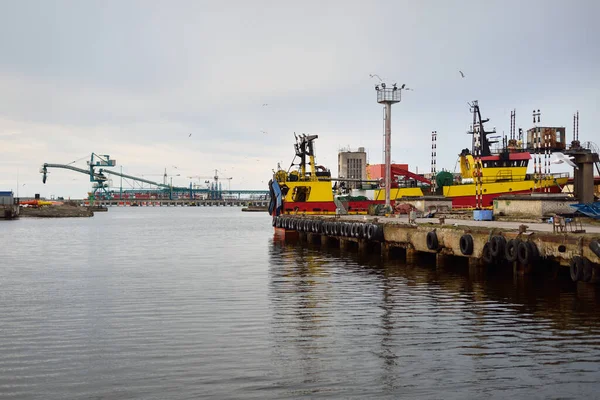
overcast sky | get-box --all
[1,0,598,198]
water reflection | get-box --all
[268,238,600,398]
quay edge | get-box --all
[273,214,600,283]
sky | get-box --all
[0,0,599,198]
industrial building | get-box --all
[338,147,367,189]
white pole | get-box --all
[384,103,392,209]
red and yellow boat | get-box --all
[268,134,425,216]
[442,102,569,208]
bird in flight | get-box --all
[188,133,192,137]
[261,130,268,135]
[551,153,578,169]
[262,104,268,106]
[459,70,465,78]
[369,74,383,82]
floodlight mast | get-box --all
[375,82,405,210]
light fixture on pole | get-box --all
[375,81,409,211]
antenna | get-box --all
[576,110,579,141]
[471,101,483,209]
[510,109,516,140]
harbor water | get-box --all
[1,207,600,399]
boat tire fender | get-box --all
[517,241,530,264]
[505,239,520,262]
[570,256,584,282]
[490,236,506,259]
[354,223,363,239]
[360,223,368,239]
[343,223,351,237]
[482,242,494,264]
[459,234,474,255]
[590,240,600,258]
[366,224,377,241]
[528,241,540,262]
[426,231,438,251]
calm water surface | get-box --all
[1,207,600,399]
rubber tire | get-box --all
[490,236,506,259]
[505,239,520,262]
[360,223,368,239]
[459,234,474,255]
[333,222,340,236]
[570,256,584,282]
[589,240,600,258]
[426,231,439,251]
[366,224,376,241]
[528,242,540,262]
[583,258,593,283]
[344,223,351,237]
[517,241,532,265]
[272,217,277,227]
[482,242,494,264]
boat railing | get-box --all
[452,172,569,186]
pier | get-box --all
[90,199,269,208]
[273,214,600,283]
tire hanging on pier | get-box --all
[482,242,494,264]
[360,223,368,239]
[505,239,520,262]
[590,240,600,258]
[459,234,474,256]
[570,256,584,282]
[426,231,439,251]
[366,224,378,241]
[490,236,506,259]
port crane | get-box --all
[41,153,185,199]
[187,170,233,199]
[188,169,233,189]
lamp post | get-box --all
[375,82,408,210]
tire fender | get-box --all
[426,231,439,251]
[459,234,474,255]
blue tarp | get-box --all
[571,202,600,219]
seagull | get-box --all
[261,130,268,134]
[369,74,383,82]
[262,104,268,106]
[459,71,465,78]
[188,133,192,137]
[551,153,578,169]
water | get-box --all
[1,207,600,399]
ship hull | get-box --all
[444,178,568,208]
